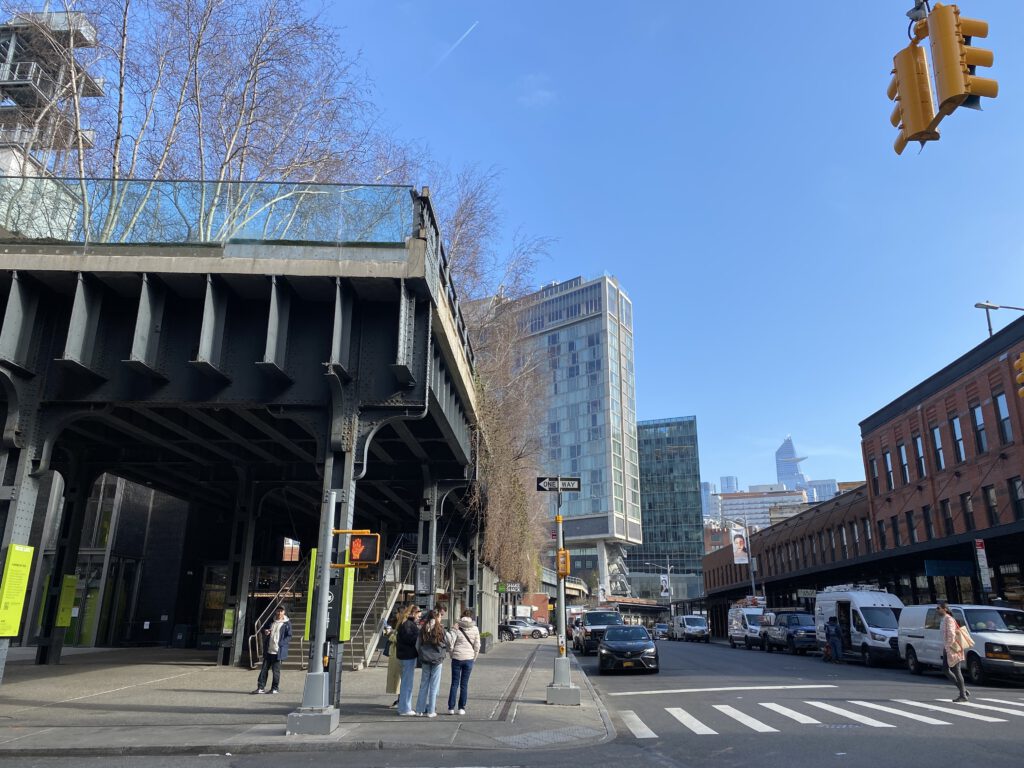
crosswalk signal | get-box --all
[888,44,939,155]
[1014,353,1024,399]
[348,534,380,565]
[927,3,997,115]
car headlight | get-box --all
[869,632,887,642]
[986,642,1011,660]
[599,648,609,655]
[642,646,657,656]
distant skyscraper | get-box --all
[807,478,839,503]
[634,417,705,599]
[521,275,639,598]
[776,436,809,491]
[720,488,808,530]
[700,481,720,520]
[720,476,740,494]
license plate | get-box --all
[622,661,634,668]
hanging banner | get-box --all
[0,544,34,637]
[55,575,78,628]
[975,539,993,592]
[731,526,749,565]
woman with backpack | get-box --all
[415,609,452,717]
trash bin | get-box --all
[219,641,232,666]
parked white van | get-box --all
[898,603,1024,684]
[814,585,904,666]
[671,614,710,642]
[728,605,765,649]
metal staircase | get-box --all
[342,548,416,670]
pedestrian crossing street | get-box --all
[618,696,1024,739]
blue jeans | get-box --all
[416,661,444,715]
[397,658,417,714]
[828,638,842,661]
[447,658,474,711]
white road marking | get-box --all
[620,710,658,739]
[666,707,718,735]
[978,697,1024,708]
[609,684,836,697]
[714,704,779,732]
[848,700,950,725]
[947,700,1024,717]
[759,702,821,724]
[804,701,895,727]
[893,699,1006,722]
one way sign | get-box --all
[536,476,581,492]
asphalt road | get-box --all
[11,639,1023,768]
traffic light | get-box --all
[927,3,997,115]
[888,44,939,155]
[1014,353,1024,399]
[348,533,380,565]
[556,548,570,578]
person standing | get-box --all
[395,604,421,716]
[938,601,971,702]
[825,616,843,663]
[385,606,409,707]
[447,609,481,715]
[415,609,452,717]
[253,606,291,694]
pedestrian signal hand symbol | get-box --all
[351,538,365,560]
[348,534,380,565]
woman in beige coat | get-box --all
[386,604,413,705]
[938,601,970,703]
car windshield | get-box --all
[604,626,650,642]
[788,614,814,625]
[860,607,899,629]
[586,612,623,625]
[963,608,1024,633]
[685,617,707,627]
[655,624,668,631]
[746,614,763,626]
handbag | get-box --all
[957,624,975,650]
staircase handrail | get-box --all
[247,554,310,668]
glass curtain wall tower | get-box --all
[521,275,640,598]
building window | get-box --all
[282,537,300,562]
[869,457,880,495]
[883,450,895,491]
[914,434,927,479]
[829,529,837,561]
[905,510,918,543]
[848,522,860,557]
[941,498,954,536]
[931,425,945,472]
[1008,477,1024,522]
[960,493,976,531]
[890,515,902,547]
[995,392,1013,444]
[898,443,910,484]
[840,527,849,559]
[949,415,966,463]
[862,517,873,552]
[972,404,988,454]
[922,505,935,540]
[877,519,887,549]
[983,485,1000,527]
[811,535,818,565]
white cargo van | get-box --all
[898,603,1024,684]
[814,585,904,666]
[670,614,710,642]
[728,605,765,649]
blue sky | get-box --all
[334,2,1024,490]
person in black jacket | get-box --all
[252,606,291,694]
[395,604,422,715]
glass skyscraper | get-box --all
[632,417,705,600]
[521,275,639,597]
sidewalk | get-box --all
[0,638,613,757]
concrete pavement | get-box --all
[0,638,612,757]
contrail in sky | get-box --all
[434,21,479,69]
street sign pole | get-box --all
[541,475,580,706]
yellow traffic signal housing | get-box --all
[348,533,381,565]
[1014,353,1024,399]
[557,548,571,578]
[888,44,939,155]
[927,3,997,114]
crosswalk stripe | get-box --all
[848,700,950,725]
[714,704,779,732]
[758,702,821,724]
[804,701,895,727]
[666,707,717,735]
[620,710,658,739]
[892,700,1006,722]
[948,700,1024,717]
[978,698,1024,708]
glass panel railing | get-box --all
[0,176,413,246]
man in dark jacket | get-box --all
[395,605,422,715]
[253,606,291,694]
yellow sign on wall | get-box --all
[0,544,34,637]
[55,575,77,628]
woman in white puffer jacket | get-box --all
[446,609,481,715]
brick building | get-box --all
[703,316,1024,637]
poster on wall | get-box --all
[0,543,34,637]
[731,526,749,565]
[55,575,78,628]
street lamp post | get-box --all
[975,301,1024,338]
[644,558,674,617]
[721,514,759,603]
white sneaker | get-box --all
[447,709,456,715]
[426,712,437,718]
[457,708,466,715]
[398,711,418,717]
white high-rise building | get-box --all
[720,475,740,494]
[720,488,808,531]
